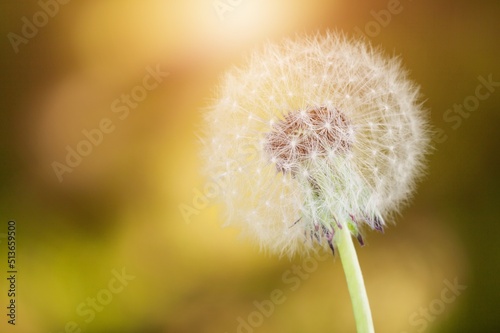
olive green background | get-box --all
[0,0,499,332]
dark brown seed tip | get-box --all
[357,233,365,246]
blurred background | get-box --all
[0,0,499,332]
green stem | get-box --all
[335,223,374,333]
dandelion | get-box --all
[202,31,430,332]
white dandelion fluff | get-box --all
[202,31,430,257]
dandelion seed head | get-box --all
[202,31,430,256]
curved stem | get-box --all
[335,223,374,333]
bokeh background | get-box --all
[0,0,499,332]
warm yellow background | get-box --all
[1,0,499,332]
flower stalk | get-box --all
[335,221,374,333]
